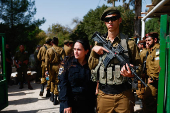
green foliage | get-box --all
[47,23,72,47]
[0,0,45,55]
[145,18,160,35]
[70,5,135,45]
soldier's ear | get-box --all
[154,38,157,43]
[118,17,122,24]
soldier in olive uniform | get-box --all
[14,45,33,89]
[143,32,160,113]
[37,37,52,97]
[64,40,72,57]
[136,40,148,106]
[88,7,141,113]
[45,37,65,105]
[34,45,41,83]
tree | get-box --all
[70,5,135,45]
[0,0,45,54]
[47,23,72,47]
[106,0,142,39]
[145,18,160,35]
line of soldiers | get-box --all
[136,32,160,113]
[37,37,73,105]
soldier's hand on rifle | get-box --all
[92,45,109,55]
[148,78,154,84]
[120,63,134,77]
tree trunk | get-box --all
[134,0,141,40]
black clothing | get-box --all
[5,49,12,83]
[59,56,96,113]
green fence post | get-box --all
[0,33,8,110]
[166,16,170,113]
[157,14,169,113]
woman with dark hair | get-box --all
[59,39,96,113]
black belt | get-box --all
[99,82,131,94]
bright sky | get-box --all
[34,0,151,31]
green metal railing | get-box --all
[0,33,8,110]
[157,14,170,113]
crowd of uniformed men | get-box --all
[9,6,160,113]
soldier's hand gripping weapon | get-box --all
[92,31,147,87]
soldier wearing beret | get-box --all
[45,37,65,105]
[37,37,52,97]
[143,32,160,113]
[64,40,73,57]
[14,45,33,89]
[88,7,141,113]
[136,39,148,107]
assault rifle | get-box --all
[92,31,147,87]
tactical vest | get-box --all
[91,33,129,85]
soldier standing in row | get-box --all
[143,32,160,113]
[136,40,148,107]
[88,7,141,113]
[14,45,33,89]
[34,45,41,83]
[37,37,52,97]
[64,40,73,57]
[45,37,65,105]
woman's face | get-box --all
[73,42,88,60]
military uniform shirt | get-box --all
[45,45,65,70]
[14,50,29,66]
[88,33,141,73]
[37,44,51,61]
[88,33,141,94]
[146,43,160,79]
[64,45,72,57]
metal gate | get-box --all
[0,33,8,110]
[157,14,170,113]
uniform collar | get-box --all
[52,44,58,48]
[150,43,160,52]
[105,33,121,43]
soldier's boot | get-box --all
[19,82,23,89]
[50,92,54,102]
[46,89,51,97]
[28,81,33,90]
[53,95,59,105]
[39,84,44,96]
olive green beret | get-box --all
[101,7,121,21]
[64,40,69,43]
[46,37,52,42]
[69,40,73,43]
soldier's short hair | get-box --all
[145,32,159,42]
[52,37,58,45]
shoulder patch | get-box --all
[156,48,160,56]
[58,66,64,75]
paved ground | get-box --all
[1,81,143,113]
[1,82,60,113]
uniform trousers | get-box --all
[49,65,59,95]
[143,81,158,113]
[17,66,29,82]
[41,61,46,84]
[97,89,134,113]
